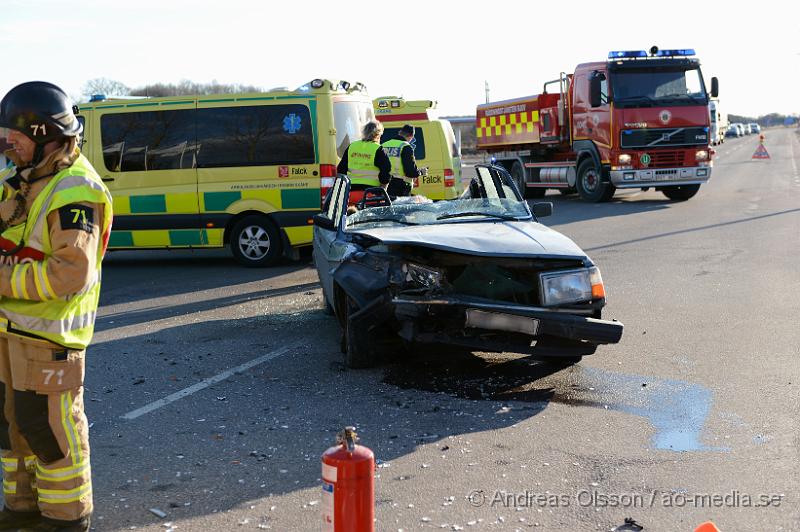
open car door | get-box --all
[464,164,526,201]
[313,174,351,307]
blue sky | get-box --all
[2,0,798,118]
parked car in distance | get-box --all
[725,125,741,138]
[312,164,624,368]
[749,123,761,134]
[729,123,747,137]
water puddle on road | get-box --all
[384,351,726,452]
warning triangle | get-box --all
[752,143,770,159]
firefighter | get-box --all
[381,124,426,197]
[0,81,112,532]
[336,120,392,191]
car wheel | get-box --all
[230,215,282,267]
[661,184,701,201]
[342,296,378,368]
[322,290,335,315]
[576,159,614,202]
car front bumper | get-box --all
[610,165,711,188]
[390,295,623,355]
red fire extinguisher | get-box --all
[321,426,375,532]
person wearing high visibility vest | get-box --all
[336,120,392,190]
[381,124,426,197]
[0,82,112,532]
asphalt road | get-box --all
[18,129,799,531]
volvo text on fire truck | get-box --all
[476,47,718,202]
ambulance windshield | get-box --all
[333,100,375,158]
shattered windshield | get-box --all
[345,198,531,230]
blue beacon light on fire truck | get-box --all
[608,48,696,60]
[608,50,648,59]
[655,48,696,57]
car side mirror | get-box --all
[532,202,553,218]
[710,77,719,98]
[313,213,336,231]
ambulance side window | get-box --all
[380,128,426,160]
[196,105,314,168]
[100,110,195,173]
[77,116,85,149]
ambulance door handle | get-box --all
[102,177,115,182]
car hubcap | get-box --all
[238,226,270,260]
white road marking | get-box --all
[790,133,799,185]
[121,346,294,420]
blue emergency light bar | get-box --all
[608,50,648,59]
[654,48,696,57]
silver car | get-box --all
[312,165,624,368]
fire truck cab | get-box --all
[478,47,718,202]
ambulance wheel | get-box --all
[342,296,378,369]
[576,159,614,202]
[661,184,700,201]
[230,215,282,267]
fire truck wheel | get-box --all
[343,296,378,369]
[661,184,701,201]
[511,161,546,199]
[577,159,613,202]
[230,215,282,267]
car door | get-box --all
[474,164,523,200]
[313,175,350,303]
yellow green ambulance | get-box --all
[77,79,374,266]
[373,97,463,200]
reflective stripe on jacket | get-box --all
[0,154,112,349]
[381,138,412,179]
[346,140,382,187]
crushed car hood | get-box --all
[350,221,586,258]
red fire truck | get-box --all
[476,47,718,202]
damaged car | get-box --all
[312,165,623,368]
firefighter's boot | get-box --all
[0,506,42,529]
[18,515,90,532]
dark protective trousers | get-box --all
[387,177,413,197]
[0,334,91,521]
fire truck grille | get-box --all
[648,151,686,167]
[620,127,709,149]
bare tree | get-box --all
[81,78,130,100]
[130,79,262,97]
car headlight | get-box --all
[539,267,605,306]
[618,154,632,165]
[402,262,443,288]
[695,149,709,161]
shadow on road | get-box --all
[530,190,673,226]
[100,249,315,306]
[583,207,800,252]
[96,281,321,331]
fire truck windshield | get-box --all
[611,67,707,108]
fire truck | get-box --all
[476,47,718,202]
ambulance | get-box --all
[77,79,374,266]
[373,97,462,200]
